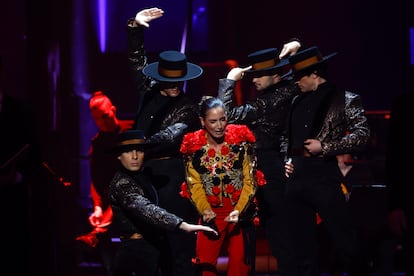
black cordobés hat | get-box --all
[142,50,203,82]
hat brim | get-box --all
[142,62,203,82]
[285,52,337,79]
[246,57,290,73]
[109,142,158,155]
[280,69,294,80]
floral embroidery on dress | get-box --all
[180,124,266,207]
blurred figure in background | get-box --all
[76,91,130,275]
[386,90,413,276]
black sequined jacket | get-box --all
[218,78,299,151]
[285,82,371,158]
[127,22,200,159]
[108,167,183,240]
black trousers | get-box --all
[112,239,160,276]
[283,157,366,276]
[255,150,289,260]
[145,157,198,276]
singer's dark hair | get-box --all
[198,96,226,118]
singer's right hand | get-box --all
[202,209,217,223]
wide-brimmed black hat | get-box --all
[142,50,203,82]
[246,48,290,75]
[285,46,337,78]
[111,129,156,154]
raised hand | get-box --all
[135,7,164,28]
[279,40,301,59]
[226,66,252,81]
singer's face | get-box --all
[200,106,227,141]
